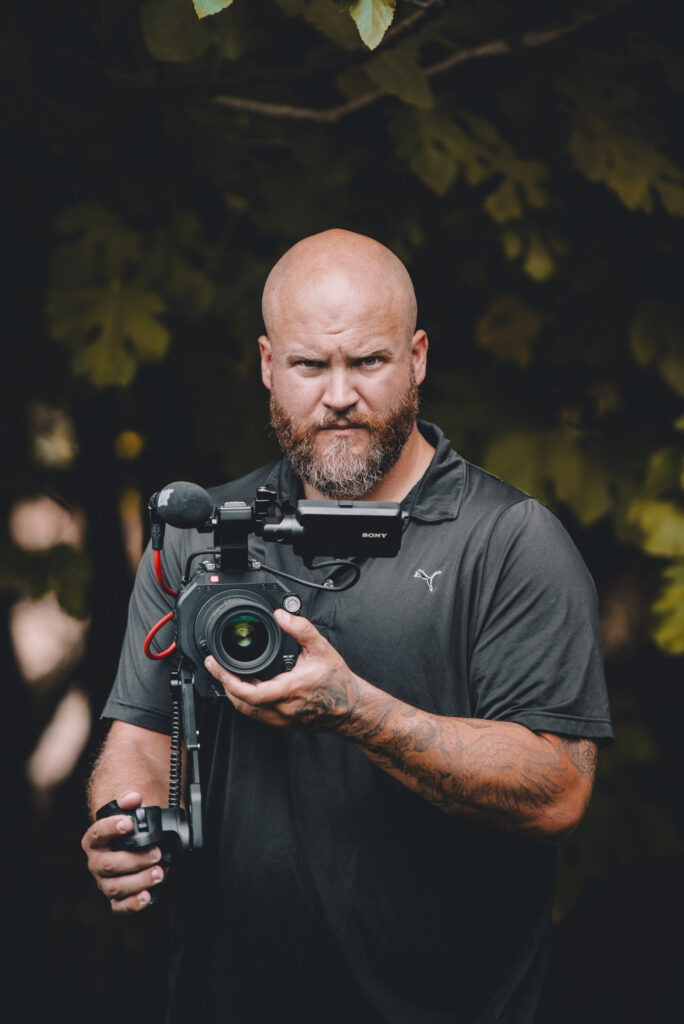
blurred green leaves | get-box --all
[476,295,545,367]
[630,303,684,398]
[485,432,613,527]
[47,205,170,388]
[142,0,210,61]
[651,561,684,654]
[46,207,221,388]
[143,0,250,62]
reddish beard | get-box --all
[269,373,419,499]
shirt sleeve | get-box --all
[468,498,613,743]
[101,528,187,734]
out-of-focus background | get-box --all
[3,1,682,1020]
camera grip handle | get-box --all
[96,800,169,905]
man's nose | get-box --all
[322,369,358,412]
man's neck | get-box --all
[302,424,435,503]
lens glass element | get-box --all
[221,614,269,663]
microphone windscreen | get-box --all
[154,481,213,529]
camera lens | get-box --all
[197,591,282,676]
[221,614,269,663]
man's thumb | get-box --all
[274,608,322,647]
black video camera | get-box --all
[97,481,405,882]
[154,481,404,695]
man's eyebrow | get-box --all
[351,347,394,360]
[284,352,325,364]
[284,346,394,365]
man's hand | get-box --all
[205,608,364,731]
[81,790,167,915]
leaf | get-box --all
[547,436,612,526]
[642,447,682,498]
[141,0,209,62]
[193,0,234,18]
[365,50,433,108]
[629,303,684,397]
[483,180,523,222]
[476,295,545,367]
[276,0,360,49]
[51,204,142,284]
[498,227,559,282]
[651,560,684,654]
[390,108,549,223]
[390,110,463,196]
[567,112,684,216]
[485,432,612,525]
[143,213,216,318]
[626,499,684,557]
[390,110,495,197]
[484,433,547,501]
[348,0,395,50]
[523,232,556,282]
[47,281,169,388]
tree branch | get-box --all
[210,8,618,124]
[386,0,445,42]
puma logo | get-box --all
[414,569,442,592]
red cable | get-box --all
[144,612,176,660]
[154,549,177,596]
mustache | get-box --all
[316,414,370,430]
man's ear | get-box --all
[410,330,428,386]
[258,335,272,390]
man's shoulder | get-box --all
[205,459,284,506]
[458,458,535,525]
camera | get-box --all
[151,481,405,698]
[98,480,405,875]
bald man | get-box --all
[83,231,612,1023]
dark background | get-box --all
[2,2,682,1020]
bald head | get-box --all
[261,229,417,346]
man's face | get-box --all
[259,284,427,499]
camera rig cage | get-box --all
[97,481,405,893]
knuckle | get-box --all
[100,854,116,875]
[111,896,145,916]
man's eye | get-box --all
[297,360,323,369]
[358,356,383,367]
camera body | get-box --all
[175,565,301,698]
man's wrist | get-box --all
[332,674,393,740]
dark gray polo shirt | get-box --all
[103,421,612,1024]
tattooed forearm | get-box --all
[334,686,596,839]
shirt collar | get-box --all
[401,420,465,523]
[263,419,465,523]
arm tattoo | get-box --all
[557,736,598,776]
[334,688,595,836]
[287,667,364,731]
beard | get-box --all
[269,371,419,500]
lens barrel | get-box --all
[196,591,282,677]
